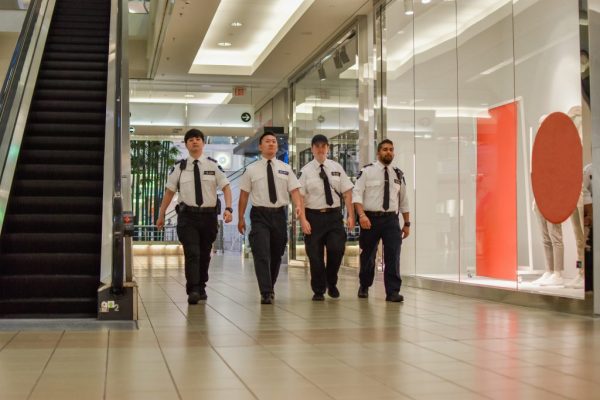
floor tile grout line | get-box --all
[138,295,184,400]
[0,330,20,352]
[103,329,110,400]
[26,330,65,400]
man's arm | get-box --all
[222,184,233,223]
[157,189,176,229]
[343,190,355,229]
[291,188,311,235]
[238,190,250,234]
[401,212,410,239]
[354,202,371,230]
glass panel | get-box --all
[380,0,416,276]
[0,1,30,90]
[513,0,585,298]
[456,0,517,289]
[290,33,360,267]
[413,0,460,281]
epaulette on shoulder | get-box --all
[208,156,224,172]
[363,163,373,168]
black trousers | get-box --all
[358,214,402,295]
[249,207,287,294]
[585,226,594,291]
[177,211,218,294]
[304,210,346,294]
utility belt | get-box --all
[365,211,397,217]
[176,203,217,214]
[252,206,286,213]
[306,207,341,214]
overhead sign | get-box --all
[233,86,246,97]
[129,126,135,134]
[241,112,251,123]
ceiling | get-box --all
[129,0,373,109]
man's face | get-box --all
[259,135,278,157]
[311,142,329,161]
[377,143,394,165]
[185,136,204,153]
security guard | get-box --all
[157,129,233,304]
[299,134,355,301]
[353,139,410,302]
[238,132,304,304]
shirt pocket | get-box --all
[179,173,194,191]
[365,179,381,187]
[306,177,322,193]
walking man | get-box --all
[299,134,355,300]
[353,139,410,302]
[238,132,305,304]
[157,129,233,304]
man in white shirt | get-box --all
[299,134,355,301]
[157,129,233,304]
[238,132,305,304]
[353,139,410,302]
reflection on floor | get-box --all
[417,274,585,300]
[1,254,599,399]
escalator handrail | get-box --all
[0,0,43,174]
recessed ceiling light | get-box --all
[184,94,195,98]
[231,21,242,27]
[218,42,232,47]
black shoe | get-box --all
[199,290,208,301]
[385,293,404,302]
[261,293,273,304]
[357,286,369,298]
[187,292,201,304]
[312,293,325,301]
[327,285,340,298]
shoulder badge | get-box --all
[393,167,405,185]
[207,156,224,172]
[356,163,372,179]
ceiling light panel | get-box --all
[190,0,315,75]
[130,92,232,104]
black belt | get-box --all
[365,211,397,217]
[181,205,217,214]
[252,206,286,212]
[306,207,340,214]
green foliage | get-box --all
[131,140,181,226]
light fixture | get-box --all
[231,21,242,27]
[333,51,343,69]
[184,94,195,98]
[339,45,350,64]
[403,0,414,15]
[318,65,326,81]
[218,42,232,47]
[421,0,431,4]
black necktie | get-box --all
[320,164,334,206]
[193,160,203,206]
[383,166,390,211]
[267,160,277,204]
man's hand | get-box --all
[402,226,410,239]
[301,218,311,235]
[157,215,165,230]
[223,209,233,223]
[238,219,246,235]
[346,215,355,230]
[359,214,371,230]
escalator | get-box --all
[0,0,112,317]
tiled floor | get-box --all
[1,254,600,400]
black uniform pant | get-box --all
[304,210,346,294]
[585,225,594,291]
[359,214,402,295]
[249,207,287,294]
[177,211,218,294]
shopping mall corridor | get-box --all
[1,254,600,400]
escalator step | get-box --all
[28,111,106,124]
[47,28,108,38]
[3,214,102,234]
[8,197,102,214]
[38,69,107,81]
[12,180,103,196]
[0,275,100,298]
[52,15,109,25]
[19,149,104,164]
[1,233,101,253]
[45,43,108,54]
[44,52,107,62]
[22,135,105,150]
[35,89,106,101]
[31,100,106,113]
[46,35,108,46]
[49,21,109,31]
[16,164,103,180]
[41,60,107,72]
[26,123,105,136]
[0,298,97,317]
[36,78,106,90]
[0,253,101,275]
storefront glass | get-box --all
[378,0,589,299]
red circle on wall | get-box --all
[531,112,582,224]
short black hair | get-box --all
[259,131,277,144]
[184,128,205,143]
[377,139,393,152]
[311,134,329,146]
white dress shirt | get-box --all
[166,155,229,207]
[353,160,409,213]
[299,159,353,209]
[239,157,301,207]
